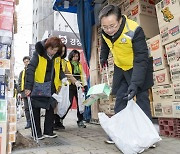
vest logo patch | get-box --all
[56,59,60,63]
[120,38,127,44]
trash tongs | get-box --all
[27,97,39,144]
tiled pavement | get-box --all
[12,110,180,154]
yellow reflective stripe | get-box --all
[61,59,67,72]
[54,57,61,90]
[35,56,47,83]
[21,70,25,91]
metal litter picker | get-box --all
[27,97,39,143]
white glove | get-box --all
[18,93,21,98]
[75,81,83,87]
[62,77,69,85]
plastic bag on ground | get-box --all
[77,87,85,114]
[98,99,161,154]
[52,84,70,118]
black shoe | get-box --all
[38,135,45,140]
[44,133,57,138]
[25,122,31,129]
[54,122,65,130]
[77,121,86,128]
[31,134,45,140]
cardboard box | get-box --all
[91,25,98,48]
[8,123,16,132]
[153,102,163,117]
[152,84,174,102]
[172,102,180,118]
[8,114,16,123]
[122,0,156,13]
[153,101,173,118]
[156,0,180,29]
[8,106,16,114]
[153,67,171,86]
[172,81,180,101]
[128,14,159,38]
[0,122,7,154]
[99,103,115,115]
[160,16,180,46]
[146,35,168,71]
[128,0,156,17]
[7,142,12,154]
[89,69,100,86]
[169,61,180,82]
[7,98,16,107]
[8,132,15,142]
[165,39,180,64]
[91,99,99,120]
[90,47,99,70]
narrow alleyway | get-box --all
[12,110,180,154]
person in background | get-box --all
[25,37,68,140]
[54,44,82,130]
[99,5,153,144]
[17,56,31,129]
[59,49,88,128]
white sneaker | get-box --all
[150,144,156,148]
[44,133,57,138]
[104,139,115,144]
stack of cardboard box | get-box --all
[147,0,180,118]
[109,0,159,39]
[0,0,17,153]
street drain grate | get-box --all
[38,137,70,147]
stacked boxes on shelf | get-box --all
[0,0,16,153]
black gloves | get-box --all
[124,84,138,101]
[84,85,88,93]
[100,60,108,68]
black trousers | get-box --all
[32,105,54,136]
[60,88,83,122]
[23,97,30,123]
[112,65,152,120]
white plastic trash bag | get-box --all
[98,99,161,154]
[77,87,85,114]
[52,84,70,118]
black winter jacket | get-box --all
[25,40,65,109]
[100,15,153,92]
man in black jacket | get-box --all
[18,56,31,129]
[99,5,154,143]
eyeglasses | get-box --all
[101,23,119,31]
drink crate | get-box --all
[158,118,180,138]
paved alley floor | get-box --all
[12,109,180,154]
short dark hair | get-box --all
[44,36,62,51]
[61,44,67,59]
[23,56,30,62]
[99,5,122,24]
[68,49,80,62]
